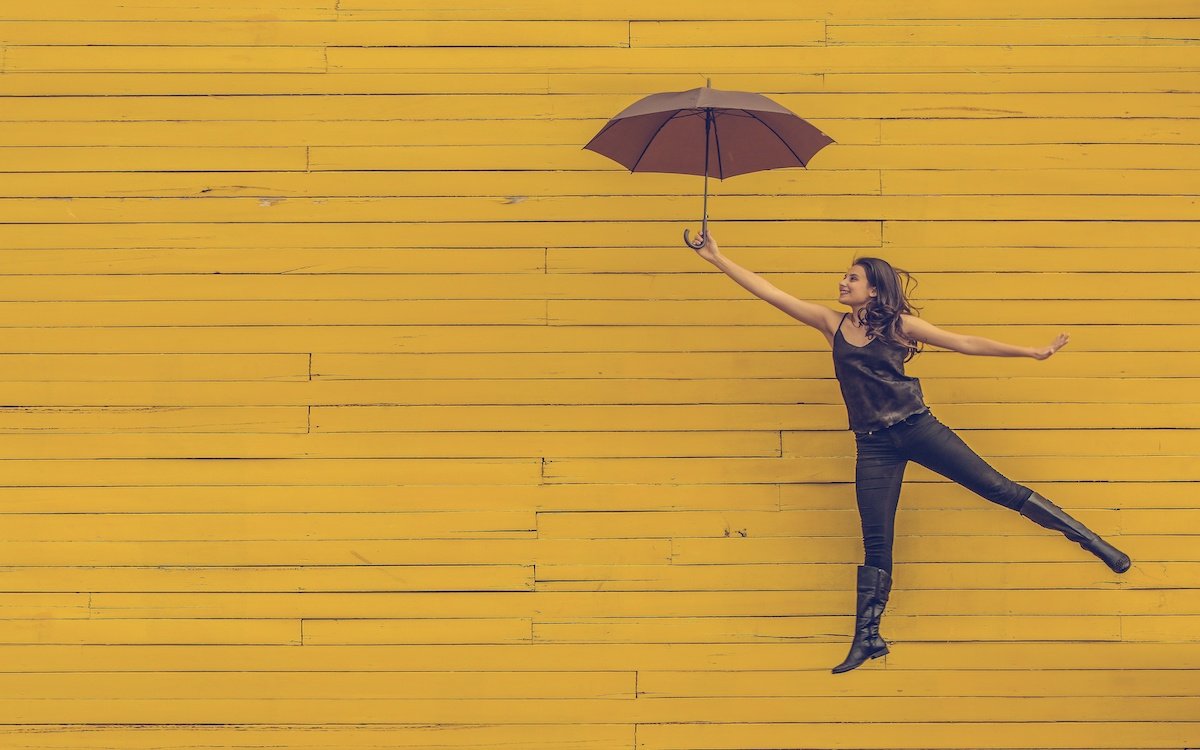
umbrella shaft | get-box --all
[702,109,710,232]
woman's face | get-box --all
[838,264,877,307]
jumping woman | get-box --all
[692,232,1131,675]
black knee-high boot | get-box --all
[831,564,892,674]
[1018,491,1131,574]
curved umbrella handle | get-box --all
[682,214,709,249]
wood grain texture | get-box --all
[0,2,1197,748]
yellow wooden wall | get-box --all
[1,1,1197,748]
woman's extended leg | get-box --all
[899,413,1130,573]
[897,413,1031,511]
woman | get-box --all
[692,232,1131,675]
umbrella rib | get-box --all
[743,110,810,167]
[582,118,619,149]
[629,111,684,173]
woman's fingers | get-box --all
[1042,333,1070,359]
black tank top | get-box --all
[832,312,928,433]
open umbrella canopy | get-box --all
[584,85,834,178]
[583,83,835,247]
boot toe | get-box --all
[1086,538,1132,574]
[831,643,887,674]
[1111,552,1131,574]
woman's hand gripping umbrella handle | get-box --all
[689,230,719,264]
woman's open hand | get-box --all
[692,231,720,263]
[1032,332,1069,360]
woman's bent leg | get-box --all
[854,433,908,576]
[834,434,905,674]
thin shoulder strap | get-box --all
[834,312,848,340]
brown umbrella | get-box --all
[583,80,835,248]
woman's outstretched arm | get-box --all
[901,314,1069,360]
[693,232,842,335]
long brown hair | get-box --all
[850,257,923,362]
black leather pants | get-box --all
[853,409,1034,576]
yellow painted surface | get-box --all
[1,2,1198,748]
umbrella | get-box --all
[583,79,835,248]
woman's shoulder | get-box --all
[896,313,926,339]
